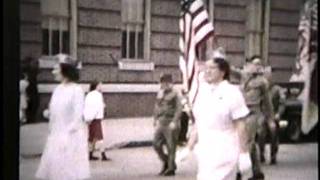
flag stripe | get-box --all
[195,18,209,34]
[179,0,214,104]
[195,30,214,57]
[185,14,193,66]
[195,23,214,44]
[192,9,208,28]
[189,0,203,14]
[192,6,205,19]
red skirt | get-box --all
[88,119,104,142]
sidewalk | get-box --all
[20,117,154,156]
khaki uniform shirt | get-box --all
[238,71,274,120]
[154,88,182,126]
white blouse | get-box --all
[193,80,250,139]
[83,90,105,121]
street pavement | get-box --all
[20,117,318,180]
[20,117,154,156]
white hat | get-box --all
[252,58,262,65]
[212,47,226,59]
[55,54,81,69]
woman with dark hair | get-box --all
[181,50,251,180]
[83,80,110,161]
[22,56,39,123]
[36,54,90,180]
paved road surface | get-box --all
[20,143,318,180]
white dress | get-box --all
[193,80,249,180]
[36,83,90,180]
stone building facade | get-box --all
[20,0,303,119]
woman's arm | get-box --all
[230,87,250,153]
[234,118,249,153]
[186,124,198,150]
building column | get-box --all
[245,0,264,62]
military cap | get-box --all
[160,73,173,82]
[247,55,262,65]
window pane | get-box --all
[121,0,146,60]
[121,31,127,58]
[42,29,49,55]
[122,0,144,24]
[41,0,70,18]
[52,30,60,55]
[62,31,70,54]
[129,31,135,58]
[138,31,144,58]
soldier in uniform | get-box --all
[259,69,286,165]
[232,55,274,180]
[153,73,183,176]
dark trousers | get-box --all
[257,120,279,161]
[26,84,39,123]
[153,125,180,171]
[178,112,189,144]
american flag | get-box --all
[179,0,214,105]
[294,0,318,134]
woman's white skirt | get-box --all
[36,125,90,180]
[195,129,240,180]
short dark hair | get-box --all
[60,63,79,82]
[89,80,100,91]
[213,57,230,80]
[20,72,27,80]
[248,55,261,63]
[160,74,173,83]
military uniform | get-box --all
[239,71,274,179]
[259,83,285,164]
[153,87,182,175]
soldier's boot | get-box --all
[163,169,175,176]
[158,163,168,175]
[163,158,176,176]
[270,128,279,165]
[270,151,277,165]
[248,172,265,180]
[89,152,99,161]
[101,152,111,161]
[270,157,277,165]
[249,144,265,180]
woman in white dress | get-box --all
[186,55,251,180]
[36,54,90,180]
